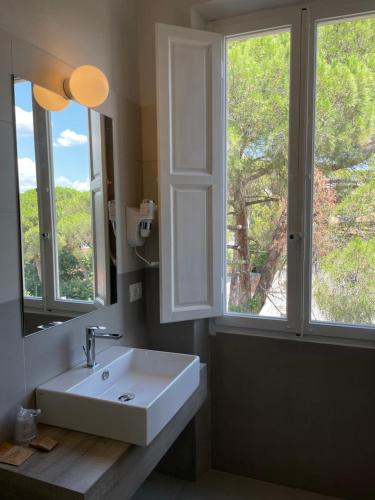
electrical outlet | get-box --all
[129,282,142,303]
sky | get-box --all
[14,80,91,192]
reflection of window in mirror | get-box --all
[50,99,93,304]
[14,79,115,323]
[14,81,43,300]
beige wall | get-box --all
[137,0,208,264]
[0,0,144,273]
[0,0,138,102]
[137,0,207,203]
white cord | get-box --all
[134,247,159,268]
[110,220,117,265]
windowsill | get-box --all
[24,303,96,317]
[210,320,375,350]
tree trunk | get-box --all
[229,200,252,307]
[254,205,287,309]
[35,255,42,281]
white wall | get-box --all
[0,0,146,440]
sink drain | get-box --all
[118,392,135,403]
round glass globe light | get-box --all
[33,84,70,111]
[65,65,109,108]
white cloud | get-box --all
[15,106,34,135]
[55,129,88,147]
[17,158,90,193]
[71,178,90,191]
[17,157,37,192]
[55,176,90,192]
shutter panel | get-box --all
[156,23,224,323]
[89,109,110,306]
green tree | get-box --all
[311,19,375,325]
[227,31,290,311]
[314,238,375,324]
[19,186,94,302]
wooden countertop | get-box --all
[0,364,207,500]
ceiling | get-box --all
[193,0,318,22]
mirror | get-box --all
[13,78,117,336]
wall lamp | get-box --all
[33,65,109,111]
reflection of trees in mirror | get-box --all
[20,187,94,302]
[227,18,375,325]
[19,189,42,297]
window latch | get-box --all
[289,233,302,241]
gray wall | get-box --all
[0,0,146,441]
[211,332,375,499]
[145,269,211,480]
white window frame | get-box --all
[302,0,375,343]
[210,0,375,344]
[211,6,304,335]
[18,87,96,317]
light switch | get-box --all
[129,282,142,302]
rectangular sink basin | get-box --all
[36,347,200,446]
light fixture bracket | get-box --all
[63,78,73,99]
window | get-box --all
[226,28,291,319]
[220,3,375,339]
[14,81,43,299]
[50,105,94,303]
[14,80,98,314]
[310,15,375,328]
[155,1,375,343]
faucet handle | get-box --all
[87,325,106,332]
[93,333,123,339]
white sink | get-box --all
[36,346,200,446]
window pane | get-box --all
[50,103,94,302]
[226,29,290,318]
[14,81,43,299]
[311,16,375,326]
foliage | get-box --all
[20,187,93,302]
[314,238,375,324]
[58,248,93,301]
[227,17,375,325]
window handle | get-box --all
[289,233,302,241]
[41,232,50,240]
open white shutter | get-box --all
[89,109,110,307]
[156,23,224,323]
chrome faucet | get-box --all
[84,326,122,368]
